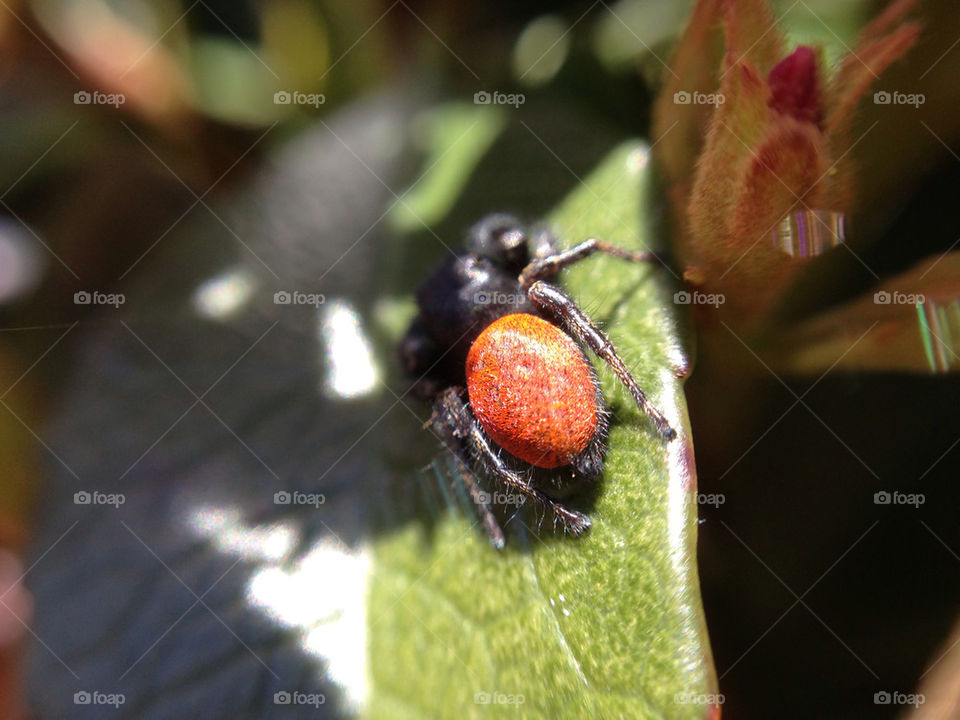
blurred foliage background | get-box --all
[0,0,959,718]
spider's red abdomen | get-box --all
[465,313,598,469]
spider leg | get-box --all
[527,281,677,442]
[519,237,670,291]
[451,453,505,551]
[430,388,592,540]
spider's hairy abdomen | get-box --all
[466,313,599,469]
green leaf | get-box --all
[370,142,716,719]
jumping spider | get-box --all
[400,214,676,549]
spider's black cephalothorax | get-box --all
[400,214,675,549]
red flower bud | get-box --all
[767,46,820,127]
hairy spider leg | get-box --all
[526,279,677,442]
[450,452,505,550]
[430,387,592,547]
[518,237,671,291]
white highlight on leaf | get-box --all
[319,298,379,399]
[189,505,296,563]
[663,366,690,577]
[247,538,371,712]
[188,503,371,711]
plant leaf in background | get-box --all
[369,143,716,719]
[654,0,921,336]
[22,91,418,720]
[769,254,960,374]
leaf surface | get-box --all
[370,142,717,720]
